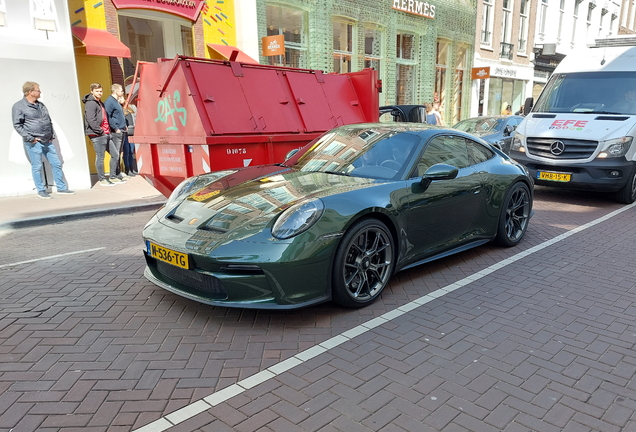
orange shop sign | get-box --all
[471,67,491,79]
[111,0,204,21]
[391,0,436,18]
[262,35,285,56]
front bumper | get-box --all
[511,152,633,192]
[142,235,339,309]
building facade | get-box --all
[471,0,538,117]
[0,0,91,197]
[255,0,477,124]
[531,0,621,101]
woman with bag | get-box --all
[122,97,138,176]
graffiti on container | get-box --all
[155,90,187,131]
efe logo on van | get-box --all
[550,119,588,128]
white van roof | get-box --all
[555,45,636,73]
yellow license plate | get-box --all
[538,171,571,182]
[147,242,190,269]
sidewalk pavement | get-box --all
[0,175,166,230]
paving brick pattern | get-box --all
[1,187,635,431]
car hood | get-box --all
[156,168,377,240]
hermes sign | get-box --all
[262,35,285,56]
[391,0,436,18]
[111,0,205,21]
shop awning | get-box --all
[71,27,131,58]
[207,44,258,64]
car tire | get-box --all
[615,164,636,204]
[494,182,531,247]
[332,218,394,308]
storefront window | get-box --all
[266,5,307,68]
[488,77,525,116]
[395,33,416,105]
[333,19,354,73]
[435,40,449,107]
[453,46,468,123]
[119,16,165,78]
[181,25,193,57]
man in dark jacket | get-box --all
[83,83,118,186]
[12,81,74,199]
[104,83,127,183]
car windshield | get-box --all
[292,126,421,179]
[534,71,636,114]
[453,117,504,134]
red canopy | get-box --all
[71,27,131,58]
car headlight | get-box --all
[596,136,632,159]
[511,133,525,153]
[166,170,237,207]
[272,199,325,239]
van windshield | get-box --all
[534,72,636,115]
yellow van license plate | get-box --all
[147,242,190,269]
[538,171,571,182]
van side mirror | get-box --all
[523,97,534,115]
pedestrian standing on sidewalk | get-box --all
[12,81,75,199]
[83,83,116,186]
[103,83,127,184]
[121,95,138,176]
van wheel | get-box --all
[615,165,636,204]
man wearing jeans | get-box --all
[104,83,127,184]
[12,81,75,199]
[82,83,118,186]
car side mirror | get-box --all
[420,163,459,189]
[504,125,515,136]
[285,148,299,161]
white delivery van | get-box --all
[511,45,636,203]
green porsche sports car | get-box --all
[143,123,533,309]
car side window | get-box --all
[468,139,495,165]
[410,135,470,178]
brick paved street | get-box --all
[1,188,636,431]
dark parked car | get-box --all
[143,123,533,310]
[453,115,524,154]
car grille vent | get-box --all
[526,137,598,159]
[198,225,228,233]
[595,116,629,121]
[154,260,228,299]
[531,114,556,118]
[165,214,184,223]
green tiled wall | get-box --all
[256,0,476,121]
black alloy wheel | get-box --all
[495,182,531,247]
[332,219,394,308]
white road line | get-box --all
[0,247,106,269]
[133,202,636,432]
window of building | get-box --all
[31,0,58,31]
[481,0,493,46]
[395,33,416,105]
[120,17,165,78]
[538,0,548,39]
[453,45,468,123]
[501,0,512,44]
[558,0,565,41]
[572,0,582,47]
[435,40,449,109]
[181,25,193,57]
[599,8,608,36]
[333,18,354,73]
[587,2,595,39]
[518,0,529,53]
[266,5,307,68]
[364,25,384,104]
[0,0,6,26]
